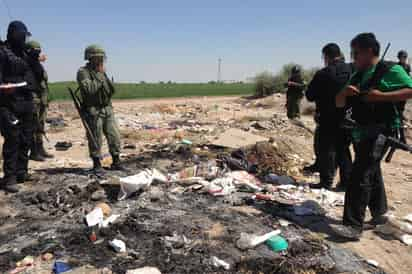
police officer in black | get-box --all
[397,50,411,76]
[305,43,353,190]
[334,33,412,240]
[0,21,36,193]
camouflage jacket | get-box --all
[77,63,115,109]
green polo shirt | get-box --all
[350,64,412,141]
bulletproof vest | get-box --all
[0,45,35,101]
[318,61,353,125]
[349,61,398,126]
[80,66,115,108]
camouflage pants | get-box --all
[286,95,302,119]
[84,106,121,159]
[33,98,48,144]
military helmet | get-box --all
[84,44,106,60]
[26,40,41,51]
[398,50,408,59]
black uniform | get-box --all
[0,22,36,188]
[306,59,353,188]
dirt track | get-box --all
[1,95,411,274]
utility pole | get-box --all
[217,58,222,83]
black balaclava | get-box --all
[7,21,31,52]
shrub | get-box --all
[253,64,320,97]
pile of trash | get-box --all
[0,119,387,274]
[375,213,412,246]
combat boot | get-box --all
[310,182,332,190]
[0,176,19,193]
[92,157,105,175]
[29,144,46,162]
[38,142,54,159]
[111,155,128,171]
[17,173,35,184]
[303,163,320,173]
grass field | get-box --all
[48,82,254,101]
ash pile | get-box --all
[0,139,386,274]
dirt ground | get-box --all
[1,95,411,274]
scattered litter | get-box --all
[366,259,379,267]
[278,219,291,227]
[85,203,116,228]
[226,171,263,192]
[16,256,34,267]
[85,207,104,227]
[206,177,236,196]
[91,189,107,201]
[96,202,112,217]
[294,200,325,216]
[375,214,412,245]
[42,253,54,261]
[53,261,72,274]
[47,117,66,129]
[266,235,288,253]
[55,141,72,151]
[181,139,192,145]
[164,233,191,246]
[101,214,120,228]
[124,143,137,149]
[236,230,281,250]
[109,239,127,253]
[210,256,231,270]
[117,169,167,200]
[126,267,162,274]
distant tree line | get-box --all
[254,63,319,97]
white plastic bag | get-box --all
[210,256,230,270]
[118,169,166,200]
[85,207,104,227]
[236,230,281,250]
[109,239,127,253]
[206,178,236,196]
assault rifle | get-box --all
[373,134,412,163]
[68,87,98,148]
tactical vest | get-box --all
[0,45,34,103]
[80,67,115,108]
[349,61,398,126]
[318,61,353,126]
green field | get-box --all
[48,82,254,101]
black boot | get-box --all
[92,157,105,175]
[39,141,54,159]
[310,182,332,190]
[111,155,127,171]
[29,143,46,162]
[303,163,320,173]
[0,176,19,193]
[16,173,36,184]
[334,182,347,192]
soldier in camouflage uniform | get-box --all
[286,66,305,119]
[76,45,124,173]
[26,40,54,161]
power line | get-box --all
[217,58,222,83]
[2,0,12,20]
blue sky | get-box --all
[1,0,411,82]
